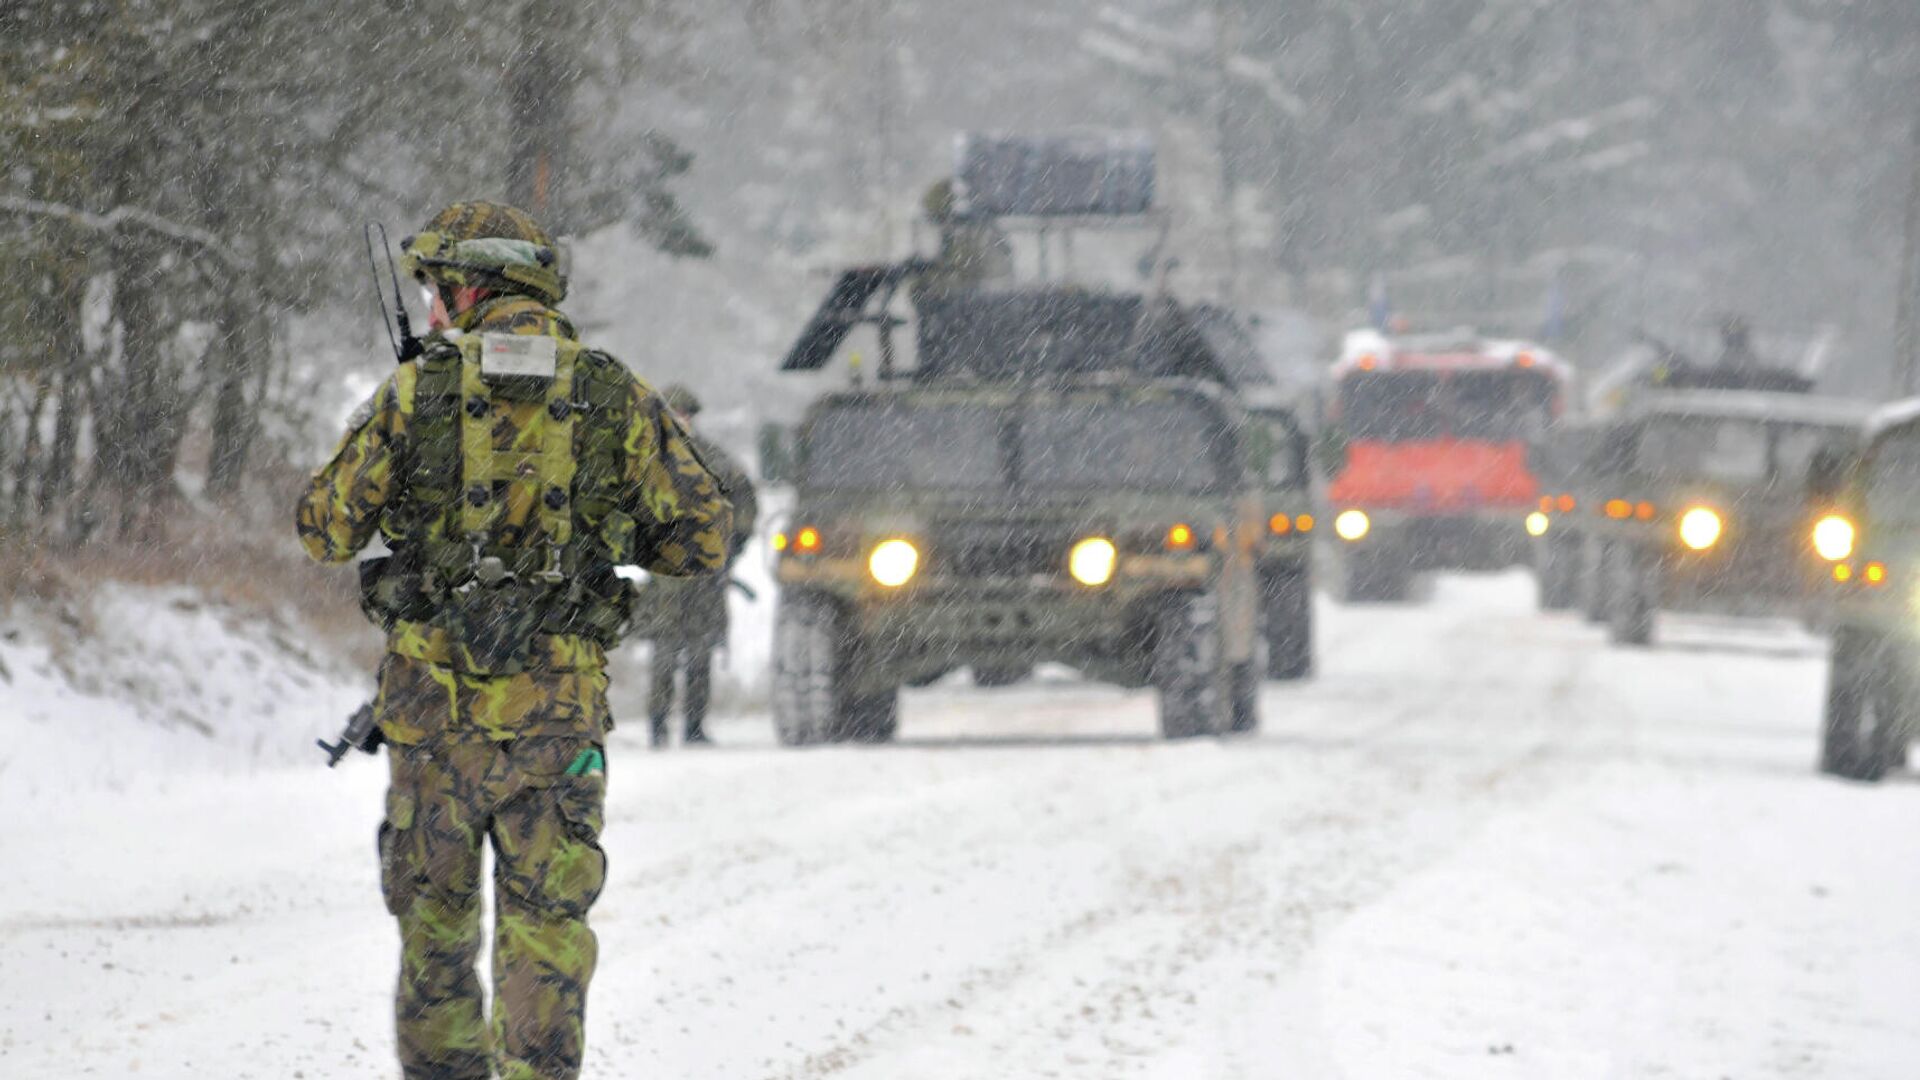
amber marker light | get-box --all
[794,526,823,555]
[1297,514,1315,533]
[1811,515,1855,562]
[1069,537,1118,587]
[1557,494,1577,513]
[1635,502,1656,521]
[1866,561,1889,586]
[1833,563,1854,583]
[1268,514,1293,535]
[1166,523,1196,551]
[1605,499,1632,520]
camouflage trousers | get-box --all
[379,736,608,1080]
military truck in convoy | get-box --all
[1544,391,1871,645]
[1814,402,1920,781]
[762,134,1315,744]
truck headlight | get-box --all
[867,539,920,588]
[1525,512,1551,537]
[1068,536,1118,587]
[1812,515,1855,562]
[1679,507,1723,551]
[1334,510,1371,542]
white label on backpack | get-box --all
[480,333,557,380]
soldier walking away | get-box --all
[646,384,758,747]
[295,200,732,1080]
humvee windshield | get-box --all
[1636,417,1846,486]
[802,397,1232,493]
[803,403,1007,492]
[1866,435,1920,523]
[1343,370,1554,442]
[1022,402,1230,492]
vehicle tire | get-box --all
[772,595,856,747]
[1260,568,1314,680]
[1582,538,1609,624]
[971,664,1032,688]
[839,689,900,744]
[1229,661,1260,734]
[1536,534,1579,611]
[1821,628,1904,782]
[1606,542,1654,647]
[1154,593,1233,740]
[1345,548,1409,604]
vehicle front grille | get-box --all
[935,522,1070,578]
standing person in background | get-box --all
[646,384,759,747]
[296,201,733,1080]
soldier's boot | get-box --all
[683,648,714,746]
[385,751,491,1080]
[491,742,607,1080]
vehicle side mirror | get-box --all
[1806,445,1852,501]
[758,422,794,486]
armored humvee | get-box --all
[1551,391,1871,645]
[763,135,1313,744]
[1814,402,1920,781]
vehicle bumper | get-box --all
[1334,508,1534,571]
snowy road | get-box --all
[6,573,1920,1078]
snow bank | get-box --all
[0,585,367,799]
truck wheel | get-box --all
[1154,593,1232,740]
[1260,568,1313,680]
[1229,661,1260,734]
[1345,548,1409,604]
[1606,542,1654,646]
[772,595,849,747]
[1582,538,1609,624]
[1821,628,1903,782]
[1536,534,1578,611]
[971,664,1032,688]
[839,689,900,744]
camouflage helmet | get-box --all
[400,200,567,306]
[663,384,702,417]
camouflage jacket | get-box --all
[297,297,733,743]
[642,434,758,648]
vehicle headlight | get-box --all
[1525,511,1551,538]
[867,539,920,588]
[1678,507,1723,551]
[1812,515,1856,562]
[1334,510,1371,542]
[1068,536,1118,587]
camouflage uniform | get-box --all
[912,178,1014,301]
[645,386,759,745]
[297,201,732,1080]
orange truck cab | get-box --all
[1325,329,1572,601]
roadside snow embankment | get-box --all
[0,584,368,798]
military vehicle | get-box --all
[1813,402,1920,781]
[761,134,1314,744]
[1544,391,1871,645]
